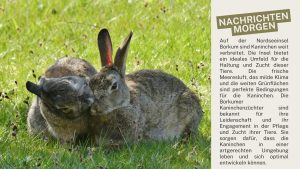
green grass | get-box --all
[0,0,211,168]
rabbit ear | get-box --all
[114,31,133,76]
[98,29,113,67]
[26,81,42,97]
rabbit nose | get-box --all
[87,97,95,105]
[90,107,97,115]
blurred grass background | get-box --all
[0,0,211,168]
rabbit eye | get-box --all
[60,107,71,113]
[111,82,118,91]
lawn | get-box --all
[0,0,211,168]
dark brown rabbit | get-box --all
[89,29,202,143]
[26,57,97,142]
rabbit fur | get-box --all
[26,57,97,142]
[89,29,202,143]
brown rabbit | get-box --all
[89,29,202,143]
[26,57,97,142]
